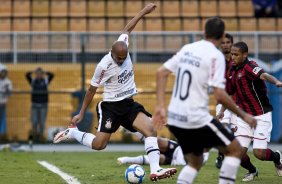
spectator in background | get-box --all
[0,64,12,143]
[26,67,54,143]
[252,0,277,17]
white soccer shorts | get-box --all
[216,104,237,127]
[234,112,272,149]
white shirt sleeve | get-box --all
[208,53,226,89]
[117,34,129,46]
[90,66,111,87]
[163,50,182,75]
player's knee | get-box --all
[92,142,107,150]
[253,149,265,160]
[226,140,242,158]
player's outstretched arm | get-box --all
[260,73,282,87]
[153,65,171,130]
[71,85,97,124]
[122,3,156,35]
[213,87,257,128]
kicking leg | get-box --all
[133,112,177,181]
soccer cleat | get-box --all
[274,150,282,176]
[53,125,77,144]
[242,169,258,182]
[215,155,224,169]
[150,168,177,182]
[117,157,128,165]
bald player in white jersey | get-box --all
[153,17,257,184]
[53,3,176,182]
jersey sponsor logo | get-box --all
[115,88,135,98]
[96,70,105,84]
[168,111,187,122]
[105,118,112,129]
[238,72,242,79]
[117,70,134,84]
[252,67,262,75]
[180,52,200,67]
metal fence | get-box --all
[0,31,282,63]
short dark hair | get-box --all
[205,17,225,40]
[225,33,233,43]
[233,42,248,53]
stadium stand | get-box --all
[88,18,106,32]
[181,0,199,17]
[50,18,68,31]
[0,18,11,31]
[88,0,105,17]
[125,0,143,18]
[218,0,237,17]
[106,0,124,17]
[13,0,30,17]
[163,0,180,17]
[1,0,281,32]
[69,0,86,17]
[32,0,49,17]
[199,0,217,17]
[70,18,87,32]
[32,18,49,32]
[13,18,30,31]
[50,0,68,17]
[237,0,254,17]
[0,0,12,17]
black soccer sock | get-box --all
[241,153,256,173]
[264,149,281,164]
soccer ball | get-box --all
[125,164,146,184]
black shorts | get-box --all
[168,119,235,156]
[96,98,151,133]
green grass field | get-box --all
[0,151,281,184]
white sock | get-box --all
[122,155,149,165]
[145,137,161,173]
[203,152,210,164]
[177,165,198,184]
[219,156,241,184]
[71,129,95,148]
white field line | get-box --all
[37,160,81,184]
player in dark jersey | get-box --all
[215,33,234,169]
[229,41,282,181]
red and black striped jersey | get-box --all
[229,59,273,116]
[225,58,233,95]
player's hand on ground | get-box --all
[143,3,157,15]
[152,106,167,130]
[71,113,83,125]
[243,114,257,129]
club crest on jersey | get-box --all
[253,67,262,75]
[105,118,112,129]
[238,72,242,79]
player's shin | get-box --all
[177,165,198,184]
[145,137,161,173]
[219,156,241,184]
[72,130,95,148]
